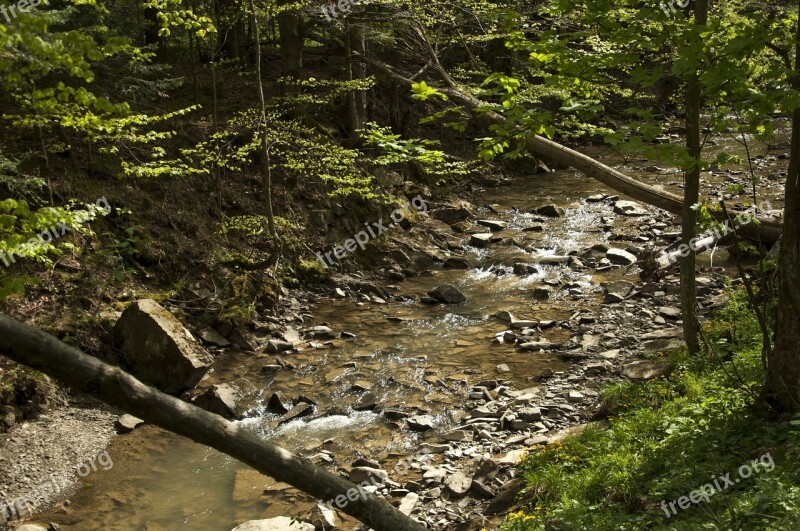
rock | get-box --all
[443,256,471,269]
[309,326,338,339]
[194,384,239,418]
[477,219,508,231]
[281,327,301,344]
[604,292,625,304]
[112,299,213,394]
[533,255,571,265]
[442,430,473,442]
[231,517,314,531]
[510,317,538,329]
[484,478,527,515]
[496,363,511,373]
[278,402,314,424]
[517,407,541,421]
[266,339,293,353]
[398,492,419,515]
[423,468,448,483]
[472,457,499,484]
[309,504,337,530]
[432,205,475,225]
[517,341,551,352]
[606,248,637,265]
[641,328,683,340]
[656,306,682,319]
[513,263,538,276]
[419,443,450,454]
[334,288,347,298]
[229,326,259,351]
[532,287,550,300]
[567,390,584,403]
[599,349,621,359]
[267,391,292,413]
[353,392,378,411]
[533,204,564,217]
[383,409,409,421]
[349,466,388,484]
[407,415,435,431]
[585,194,606,202]
[199,328,231,348]
[444,470,472,497]
[495,449,527,465]
[602,280,636,296]
[428,284,466,304]
[470,233,496,247]
[613,200,649,216]
[352,457,381,469]
[14,525,50,531]
[623,359,671,380]
[115,414,144,433]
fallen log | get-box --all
[356,52,783,244]
[0,314,427,531]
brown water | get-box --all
[38,137,786,530]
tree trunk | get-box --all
[248,0,278,240]
[278,0,303,77]
[0,314,427,531]
[681,0,708,355]
[765,0,800,413]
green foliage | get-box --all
[361,122,481,184]
[503,290,800,530]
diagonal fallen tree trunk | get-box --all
[0,314,427,531]
[355,52,783,244]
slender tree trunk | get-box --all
[248,0,278,240]
[681,0,708,355]
[0,315,427,531]
[352,24,368,125]
[344,21,361,139]
[765,0,800,413]
[278,0,303,77]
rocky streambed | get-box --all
[7,154,782,531]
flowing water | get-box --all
[37,138,786,530]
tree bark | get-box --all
[278,0,303,77]
[681,0,708,355]
[765,0,800,413]
[0,314,427,531]
[249,0,278,240]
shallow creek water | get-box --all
[37,139,785,530]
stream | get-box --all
[35,137,788,530]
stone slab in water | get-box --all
[231,517,314,531]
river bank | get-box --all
[3,135,790,530]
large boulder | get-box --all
[112,299,213,394]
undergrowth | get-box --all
[503,290,800,530]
